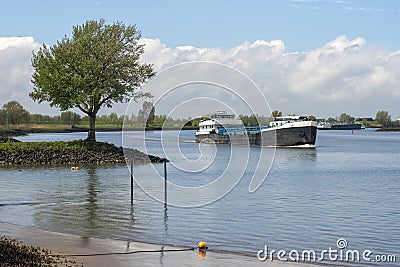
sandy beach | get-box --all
[0,222,318,267]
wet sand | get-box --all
[0,222,317,267]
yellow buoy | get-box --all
[198,241,207,250]
[75,166,79,171]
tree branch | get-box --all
[77,105,89,115]
[99,95,113,107]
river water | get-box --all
[0,129,399,265]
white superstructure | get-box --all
[266,116,317,131]
[195,111,244,136]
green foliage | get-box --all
[60,111,81,126]
[187,117,202,128]
[308,115,316,121]
[240,114,268,126]
[30,113,55,124]
[0,101,30,125]
[0,140,117,152]
[240,115,257,126]
[375,110,392,127]
[30,19,155,141]
[87,113,124,125]
[271,110,282,118]
[338,113,354,123]
[153,114,167,127]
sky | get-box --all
[1,0,400,118]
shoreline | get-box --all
[375,127,400,132]
[0,221,314,267]
[0,127,197,137]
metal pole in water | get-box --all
[130,158,134,203]
[164,160,167,208]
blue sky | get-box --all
[2,0,400,51]
[1,0,400,118]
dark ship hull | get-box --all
[195,125,317,147]
[330,123,363,130]
[258,125,317,147]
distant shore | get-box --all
[0,126,197,137]
[375,127,400,132]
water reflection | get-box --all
[159,246,164,265]
[274,148,317,163]
[129,202,135,229]
[30,166,106,240]
[163,207,168,234]
[86,167,99,233]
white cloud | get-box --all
[1,36,399,118]
[139,36,400,117]
[344,6,385,12]
[329,0,348,4]
[0,37,51,114]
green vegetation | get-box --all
[271,110,283,117]
[320,111,399,128]
[375,110,392,127]
[60,111,81,126]
[338,113,355,123]
[240,114,269,126]
[1,100,399,132]
[0,140,116,152]
[0,101,30,127]
[0,139,165,165]
[307,115,316,121]
[30,19,155,141]
[0,236,80,267]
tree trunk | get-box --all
[87,114,96,142]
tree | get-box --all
[308,115,316,121]
[30,113,45,123]
[1,101,30,125]
[375,110,392,127]
[271,110,282,118]
[60,111,81,126]
[138,101,155,127]
[338,113,354,123]
[30,19,155,141]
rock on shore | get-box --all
[0,236,80,267]
[0,140,166,166]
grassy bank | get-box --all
[0,140,117,152]
[0,140,165,166]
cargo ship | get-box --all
[195,112,317,147]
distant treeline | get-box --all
[0,100,398,129]
[0,101,83,127]
[0,100,201,129]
